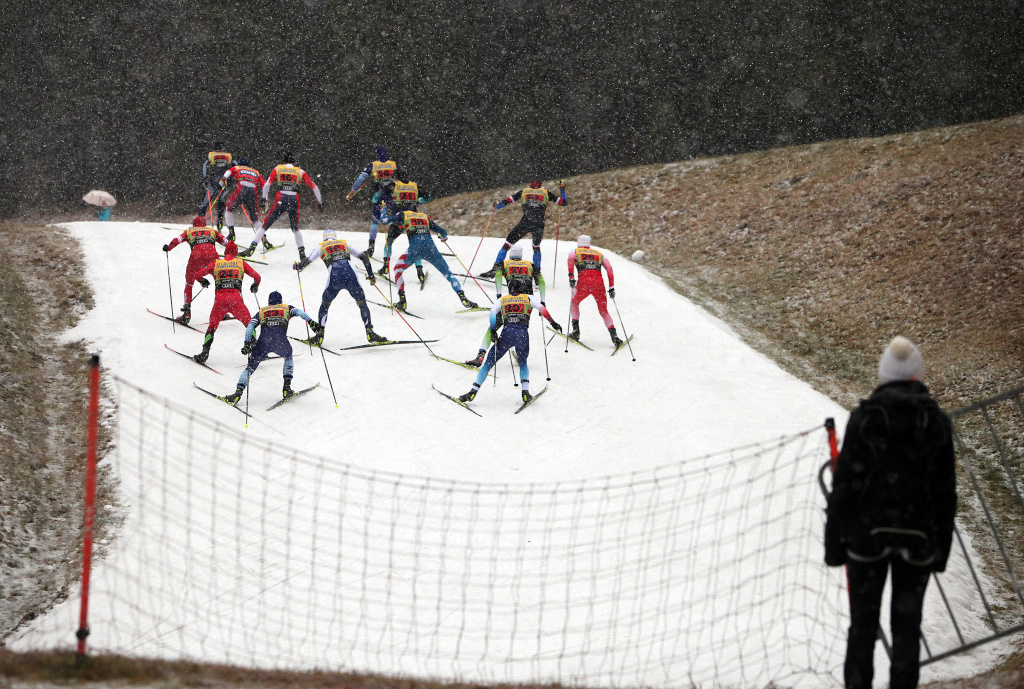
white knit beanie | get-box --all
[878,336,924,384]
[509,245,523,259]
[578,234,591,247]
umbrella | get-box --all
[82,190,117,207]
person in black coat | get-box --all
[825,336,957,689]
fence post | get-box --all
[77,354,101,656]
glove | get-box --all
[569,277,576,288]
[162,244,170,251]
[250,283,259,294]
[260,201,268,214]
[490,328,499,343]
[199,278,210,288]
[541,301,546,307]
[293,258,310,271]
[559,179,566,190]
[366,274,377,286]
[346,190,356,201]
[241,341,253,355]
[609,287,616,299]
[309,321,324,334]
[438,232,448,242]
[493,200,506,210]
[550,321,562,332]
[318,200,324,212]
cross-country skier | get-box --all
[192,241,261,364]
[220,157,268,245]
[294,229,388,345]
[377,207,478,312]
[223,291,322,403]
[374,174,432,283]
[346,145,405,253]
[457,281,561,404]
[239,153,322,260]
[162,215,227,325]
[567,234,622,348]
[478,179,567,279]
[465,244,545,366]
[200,141,233,228]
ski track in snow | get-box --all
[11,221,1011,687]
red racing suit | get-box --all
[256,164,322,240]
[195,249,261,332]
[568,246,615,328]
[166,226,227,304]
[222,164,266,228]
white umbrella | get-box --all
[82,190,117,207]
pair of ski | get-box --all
[288,335,437,356]
[432,385,548,416]
[367,299,424,319]
[193,382,320,413]
[547,328,635,356]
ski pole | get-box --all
[509,348,518,387]
[244,380,250,430]
[442,238,493,303]
[553,196,561,289]
[165,252,176,334]
[611,293,635,362]
[565,289,573,353]
[295,269,313,355]
[467,207,496,275]
[542,320,551,381]
[315,321,339,408]
[372,283,437,357]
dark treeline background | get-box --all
[2,0,1022,218]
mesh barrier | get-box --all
[15,377,867,687]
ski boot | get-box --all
[376,257,390,278]
[366,239,375,258]
[176,302,191,326]
[458,291,478,309]
[224,385,245,405]
[238,242,257,258]
[226,227,236,242]
[458,388,478,403]
[479,263,500,280]
[521,390,533,404]
[465,348,487,367]
[298,246,307,263]
[308,328,324,346]
[609,326,623,348]
[416,265,426,284]
[569,320,581,342]
[282,377,296,400]
[193,344,211,365]
[262,236,274,251]
[366,326,387,343]
[395,291,407,312]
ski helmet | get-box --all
[224,241,238,259]
[213,140,225,150]
[376,145,389,161]
[237,156,250,166]
[380,179,395,195]
[509,245,524,260]
[192,215,207,227]
[508,279,529,296]
[322,229,337,240]
[529,180,542,188]
[577,234,591,248]
[282,151,295,164]
[269,291,283,305]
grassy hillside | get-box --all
[431,114,1024,412]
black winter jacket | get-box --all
[825,380,957,571]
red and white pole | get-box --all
[76,354,101,656]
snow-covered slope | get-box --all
[11,222,1007,687]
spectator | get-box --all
[825,336,957,689]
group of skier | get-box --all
[164,142,626,407]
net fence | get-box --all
[14,377,869,687]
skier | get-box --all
[457,281,561,405]
[377,206,478,312]
[567,234,622,348]
[478,179,566,279]
[374,174,432,283]
[162,215,227,325]
[200,141,233,228]
[294,229,388,345]
[239,153,322,260]
[192,241,262,365]
[465,244,545,367]
[220,157,268,246]
[223,291,322,403]
[345,145,405,254]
